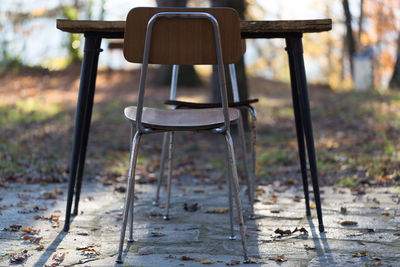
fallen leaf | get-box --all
[184,203,199,212]
[149,212,162,217]
[81,248,98,257]
[41,191,57,199]
[9,251,30,264]
[151,232,166,237]
[350,187,366,195]
[3,224,22,231]
[36,244,44,251]
[23,235,43,243]
[299,227,308,234]
[52,252,65,262]
[205,208,229,214]
[201,258,214,264]
[340,221,358,226]
[180,255,195,261]
[304,244,315,250]
[226,259,241,265]
[76,243,96,250]
[340,207,347,214]
[271,194,277,202]
[286,178,296,185]
[22,228,40,234]
[293,195,301,202]
[275,254,287,262]
[115,186,126,193]
[310,204,316,209]
[138,250,153,255]
[393,232,400,236]
[165,254,176,259]
[381,211,390,216]
[274,228,291,236]
[193,189,205,193]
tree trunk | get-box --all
[210,0,248,103]
[358,0,364,45]
[389,32,400,89]
[342,0,356,76]
[154,0,203,87]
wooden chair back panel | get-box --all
[124,7,243,65]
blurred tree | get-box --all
[342,0,356,76]
[210,0,248,104]
[389,32,400,89]
[154,0,203,87]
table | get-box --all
[57,18,332,233]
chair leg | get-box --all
[290,85,310,216]
[248,107,257,183]
[224,131,249,263]
[237,115,254,219]
[116,131,141,264]
[225,145,235,240]
[164,131,174,221]
[154,132,169,206]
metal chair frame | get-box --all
[153,64,257,220]
[117,11,249,263]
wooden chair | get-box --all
[117,7,249,263]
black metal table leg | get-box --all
[63,35,102,232]
[285,34,324,233]
[73,36,102,216]
[287,49,311,216]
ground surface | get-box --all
[1,67,400,266]
[0,182,399,266]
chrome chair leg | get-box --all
[116,131,141,264]
[154,132,169,206]
[225,145,236,240]
[224,131,249,263]
[164,131,174,220]
[238,115,254,218]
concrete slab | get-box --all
[0,182,399,266]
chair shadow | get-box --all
[307,216,335,266]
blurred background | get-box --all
[1,0,399,90]
[1,0,400,188]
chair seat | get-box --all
[124,106,240,131]
[164,99,259,109]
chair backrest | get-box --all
[124,7,243,65]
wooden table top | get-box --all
[57,19,332,38]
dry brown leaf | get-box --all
[9,251,30,264]
[340,221,358,226]
[381,211,390,216]
[151,232,166,237]
[200,258,214,264]
[293,195,301,202]
[184,203,199,212]
[21,228,40,234]
[274,228,292,236]
[393,232,400,236]
[205,208,229,214]
[138,250,153,256]
[149,212,162,217]
[275,254,287,262]
[226,259,241,265]
[180,255,195,261]
[340,207,347,214]
[310,204,316,209]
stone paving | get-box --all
[0,181,399,266]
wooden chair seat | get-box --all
[124,106,240,131]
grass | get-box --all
[1,69,400,187]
